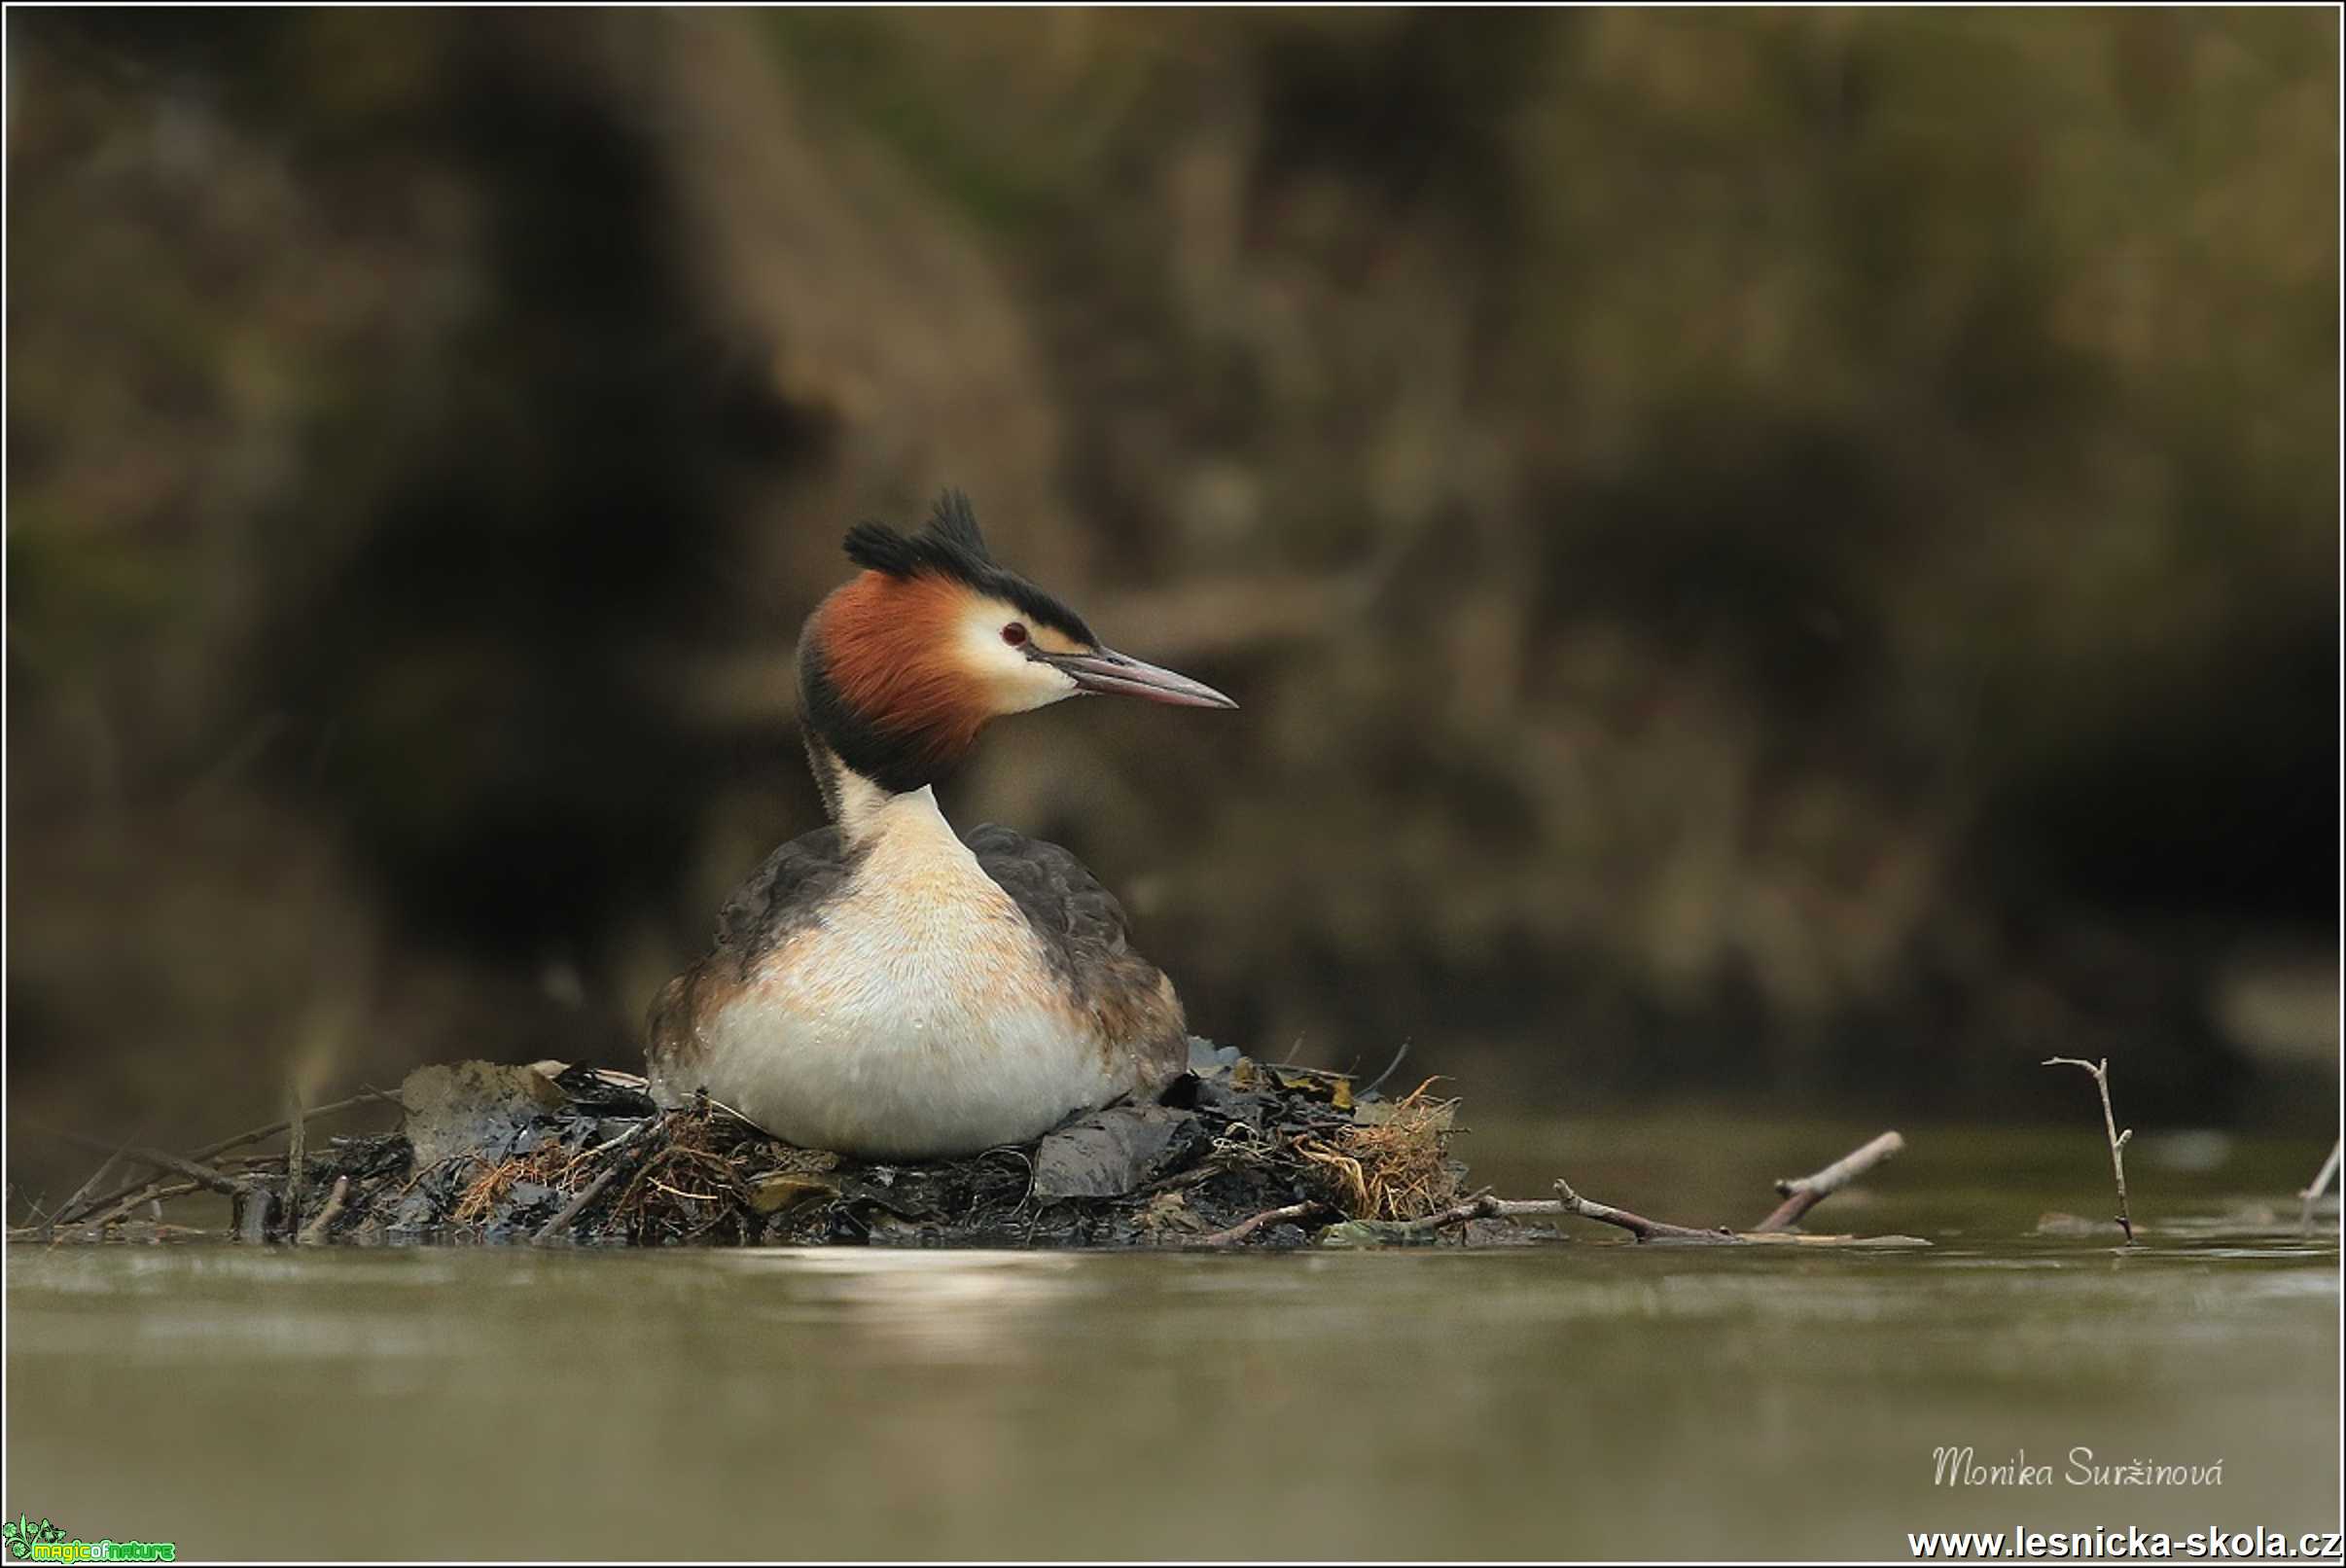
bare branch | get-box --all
[1361,1040,1414,1098]
[1551,1178,1741,1244]
[39,1128,250,1199]
[1756,1131,1906,1232]
[50,1139,137,1234]
[285,1088,308,1234]
[2299,1138,2342,1232]
[2043,1056,2135,1243]
[190,1087,403,1163]
[1360,1189,1573,1237]
[81,1180,204,1230]
[297,1176,351,1246]
[1191,1200,1332,1249]
[51,1087,401,1227]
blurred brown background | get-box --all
[7,8,2337,1198]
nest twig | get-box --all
[1293,1080,1460,1221]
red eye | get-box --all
[1001,623,1028,647]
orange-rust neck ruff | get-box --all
[817,571,988,777]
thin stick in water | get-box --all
[2043,1056,2135,1243]
[1368,1189,1576,1236]
[82,1180,203,1230]
[1359,1178,1748,1245]
[1551,1177,1741,1244]
[297,1176,351,1246]
[285,1087,308,1235]
[1756,1130,1905,1232]
[2298,1138,2342,1232]
[51,1140,136,1234]
[1191,1200,1331,1249]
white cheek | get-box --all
[957,616,1079,713]
[996,653,1079,714]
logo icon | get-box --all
[1,1518,65,1561]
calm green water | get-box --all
[7,1118,2338,1560]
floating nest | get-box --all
[32,1043,1478,1250]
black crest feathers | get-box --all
[926,488,988,554]
[836,490,1096,646]
[842,489,995,580]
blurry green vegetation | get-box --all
[5,9,2335,1186]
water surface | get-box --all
[7,1118,2337,1558]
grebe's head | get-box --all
[799,491,1235,798]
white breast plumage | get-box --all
[649,787,1123,1158]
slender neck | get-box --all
[804,732,923,844]
[796,619,974,831]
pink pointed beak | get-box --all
[1045,648,1237,709]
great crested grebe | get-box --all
[646,492,1235,1158]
